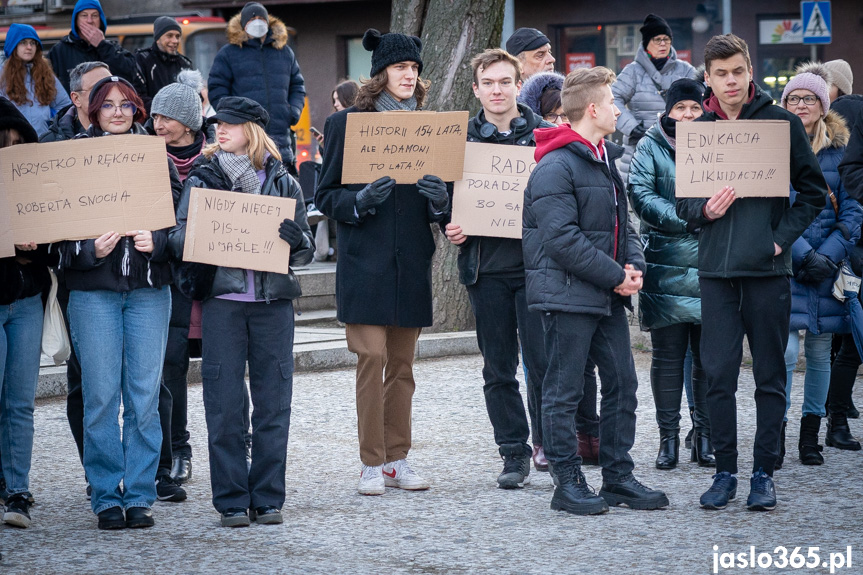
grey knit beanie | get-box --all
[151,70,203,131]
[823,59,853,95]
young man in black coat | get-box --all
[522,66,668,515]
[134,17,193,112]
[444,49,551,489]
[676,34,826,511]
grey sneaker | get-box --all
[497,444,531,489]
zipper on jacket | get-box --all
[566,272,571,287]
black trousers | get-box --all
[163,285,193,458]
[699,277,789,475]
[650,323,709,434]
[829,333,859,417]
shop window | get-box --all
[346,37,373,82]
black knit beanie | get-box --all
[240,2,268,28]
[640,14,673,49]
[363,28,423,77]
[153,16,181,41]
[664,78,704,115]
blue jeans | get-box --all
[784,330,832,419]
[0,294,43,496]
[69,287,170,514]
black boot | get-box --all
[776,421,786,471]
[549,464,608,516]
[684,407,695,450]
[691,430,716,467]
[798,414,824,465]
[825,413,862,451]
[655,431,679,470]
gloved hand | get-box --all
[416,175,449,212]
[796,250,838,284]
[629,122,647,143]
[278,218,304,249]
[355,176,396,216]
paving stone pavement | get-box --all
[2,351,862,574]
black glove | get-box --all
[278,218,304,249]
[416,174,449,212]
[629,123,647,143]
[796,250,838,284]
[355,176,396,216]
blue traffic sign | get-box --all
[801,1,831,44]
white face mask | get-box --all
[245,19,268,38]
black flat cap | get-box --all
[505,28,550,56]
[208,96,269,128]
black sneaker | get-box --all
[2,493,32,528]
[599,474,669,510]
[221,508,251,528]
[497,444,531,489]
[550,465,609,515]
[746,469,776,511]
[156,474,187,502]
[700,471,737,509]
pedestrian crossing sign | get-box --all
[801,1,831,44]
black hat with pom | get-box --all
[363,28,423,77]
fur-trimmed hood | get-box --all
[226,12,289,49]
[825,109,849,148]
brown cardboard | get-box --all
[342,111,470,184]
[0,135,177,244]
[451,142,536,239]
[182,187,296,274]
[675,120,790,198]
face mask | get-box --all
[245,20,269,38]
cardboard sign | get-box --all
[451,142,535,239]
[342,111,469,184]
[0,135,177,244]
[182,187,296,274]
[676,120,790,197]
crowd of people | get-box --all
[1,2,862,532]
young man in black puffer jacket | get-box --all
[444,49,552,489]
[523,66,668,516]
[676,35,826,512]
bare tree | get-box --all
[391,0,506,332]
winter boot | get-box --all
[798,414,824,465]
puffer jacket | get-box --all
[627,120,700,330]
[612,45,696,180]
[839,101,863,204]
[453,103,552,285]
[134,42,193,110]
[676,83,827,278]
[790,111,862,334]
[38,103,83,142]
[207,13,305,153]
[169,154,313,301]
[0,62,71,138]
[522,126,645,315]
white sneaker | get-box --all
[382,459,430,490]
[357,464,385,496]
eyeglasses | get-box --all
[99,102,137,116]
[544,113,568,122]
[786,95,818,106]
[18,39,38,48]
[651,36,672,45]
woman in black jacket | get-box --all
[59,76,174,531]
[0,97,56,529]
[169,96,313,527]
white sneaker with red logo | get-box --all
[357,464,385,496]
[382,459,430,490]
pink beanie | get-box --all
[782,71,830,118]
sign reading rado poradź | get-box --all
[675,120,790,197]
[342,111,470,184]
[0,135,177,244]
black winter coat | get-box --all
[839,105,863,205]
[135,43,193,110]
[39,104,84,143]
[453,104,551,286]
[169,154,314,301]
[522,139,645,315]
[315,106,448,327]
[0,245,55,306]
[676,84,827,278]
[48,34,143,95]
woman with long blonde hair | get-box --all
[0,24,71,137]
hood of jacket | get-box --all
[702,82,761,119]
[226,12,289,49]
[823,109,850,149]
[534,125,619,163]
[70,0,107,39]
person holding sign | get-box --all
[445,48,552,489]
[779,65,862,467]
[316,29,449,496]
[169,96,313,527]
[676,35,827,512]
[58,75,178,530]
[523,66,668,515]
[628,78,714,470]
[0,98,57,529]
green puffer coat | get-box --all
[627,121,701,330]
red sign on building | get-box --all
[566,53,596,72]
